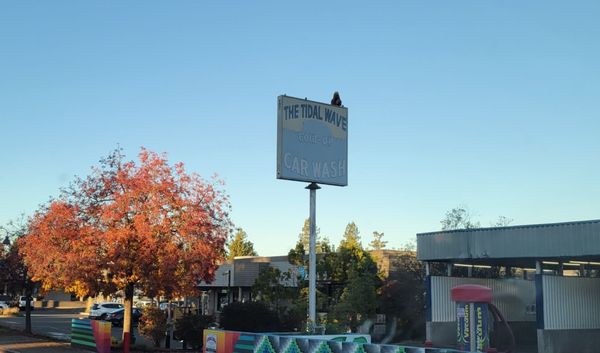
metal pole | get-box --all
[227,270,232,304]
[306,182,320,331]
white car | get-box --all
[0,301,9,310]
[18,296,35,311]
[89,302,124,320]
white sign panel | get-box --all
[277,95,348,186]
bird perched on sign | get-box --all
[331,91,342,107]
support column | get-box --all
[558,262,564,276]
[535,267,545,353]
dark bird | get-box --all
[331,91,342,107]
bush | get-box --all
[220,301,280,332]
[278,307,304,332]
[138,306,167,347]
[173,313,214,349]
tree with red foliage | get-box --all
[20,148,231,353]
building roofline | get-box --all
[417,219,600,237]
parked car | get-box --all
[106,307,142,327]
[159,301,184,311]
[18,296,35,311]
[89,302,124,320]
[0,301,9,310]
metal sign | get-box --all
[277,95,348,186]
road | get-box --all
[0,309,183,349]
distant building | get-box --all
[197,255,298,315]
[369,249,416,278]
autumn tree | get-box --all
[227,228,257,260]
[20,149,231,353]
[369,231,387,250]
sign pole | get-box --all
[306,182,320,331]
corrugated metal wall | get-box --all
[543,276,600,329]
[430,276,535,322]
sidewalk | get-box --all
[0,331,89,353]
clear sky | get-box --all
[1,1,599,256]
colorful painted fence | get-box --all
[203,330,474,353]
[285,334,370,344]
[71,318,111,353]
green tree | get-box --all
[292,220,332,261]
[251,267,304,331]
[252,266,294,311]
[440,206,480,230]
[287,242,306,267]
[318,222,380,331]
[227,228,257,260]
[340,222,361,249]
[286,222,381,332]
[379,252,426,340]
[369,231,387,250]
[298,218,329,251]
[331,270,378,332]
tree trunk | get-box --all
[122,283,134,353]
[24,284,32,334]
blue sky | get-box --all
[1,1,599,255]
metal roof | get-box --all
[417,219,600,265]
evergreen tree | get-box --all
[298,218,320,250]
[339,222,361,249]
[227,228,258,260]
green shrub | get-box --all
[138,306,167,347]
[220,301,280,332]
[173,313,214,349]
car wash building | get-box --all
[417,219,600,353]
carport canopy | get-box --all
[417,219,600,269]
